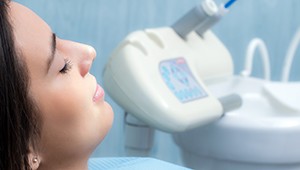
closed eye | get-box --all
[59,59,72,74]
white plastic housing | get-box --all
[103,27,233,132]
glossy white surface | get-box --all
[174,76,300,170]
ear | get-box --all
[28,147,40,170]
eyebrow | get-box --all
[47,33,57,73]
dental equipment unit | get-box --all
[174,31,300,170]
[103,0,239,133]
[103,0,300,169]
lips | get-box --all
[93,84,105,102]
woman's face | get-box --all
[10,2,113,162]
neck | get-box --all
[38,155,90,170]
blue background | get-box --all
[16,0,300,166]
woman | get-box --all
[1,0,113,169]
[0,1,190,169]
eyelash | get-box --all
[59,59,72,74]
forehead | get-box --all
[9,2,51,46]
[9,2,52,77]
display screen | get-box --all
[159,58,207,103]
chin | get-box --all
[95,102,114,138]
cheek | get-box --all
[31,77,114,156]
[41,87,91,125]
[35,85,97,151]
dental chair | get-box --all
[88,157,190,170]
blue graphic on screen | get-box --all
[159,58,207,103]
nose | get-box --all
[77,44,96,77]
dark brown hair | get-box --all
[0,1,41,169]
